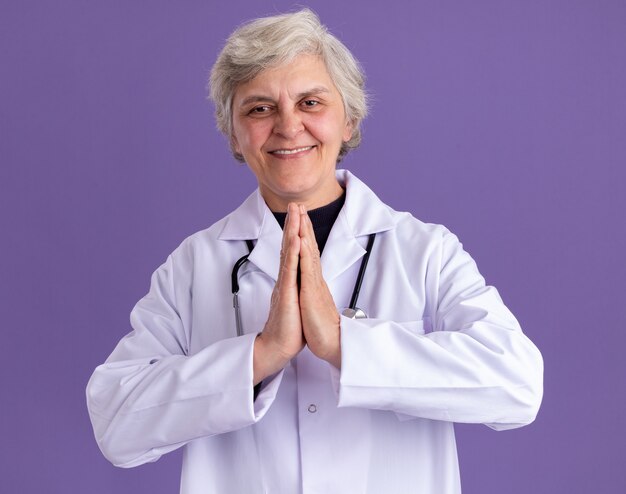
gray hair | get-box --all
[209,8,368,162]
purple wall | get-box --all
[2,1,624,492]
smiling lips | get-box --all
[269,145,315,155]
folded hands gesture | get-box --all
[253,203,341,384]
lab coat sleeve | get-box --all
[336,229,543,430]
[86,242,283,468]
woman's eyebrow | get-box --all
[295,86,330,99]
[239,95,275,107]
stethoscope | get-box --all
[231,234,376,336]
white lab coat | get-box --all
[87,170,543,494]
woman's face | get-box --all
[231,54,353,211]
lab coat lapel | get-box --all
[320,211,366,283]
[321,170,396,282]
[248,219,281,282]
[218,170,396,284]
[218,188,281,281]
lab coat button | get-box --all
[308,404,317,413]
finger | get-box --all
[280,204,300,253]
[280,203,300,266]
[286,203,301,238]
[298,204,313,242]
[297,205,312,273]
[298,206,321,278]
[279,205,301,288]
[281,232,300,286]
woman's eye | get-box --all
[250,105,271,115]
[302,100,319,108]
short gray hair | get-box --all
[209,8,368,162]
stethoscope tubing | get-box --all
[348,234,376,311]
[232,239,255,337]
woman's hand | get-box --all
[253,203,305,384]
[297,204,342,369]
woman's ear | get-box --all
[230,134,241,155]
[343,120,354,142]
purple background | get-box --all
[2,1,624,493]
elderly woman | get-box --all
[87,9,543,494]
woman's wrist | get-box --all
[252,332,290,385]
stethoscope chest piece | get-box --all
[341,307,368,319]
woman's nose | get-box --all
[273,108,304,139]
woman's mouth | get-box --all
[269,145,315,155]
